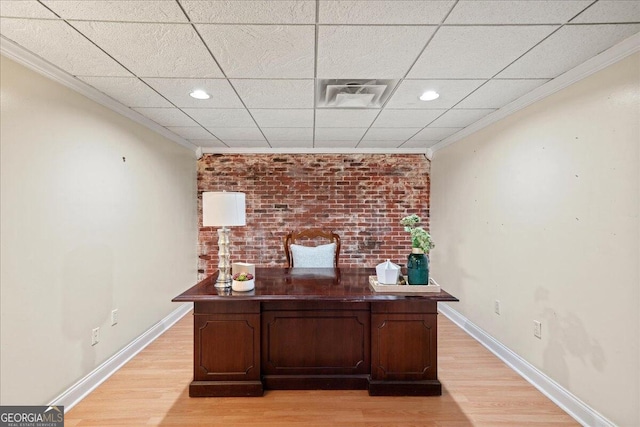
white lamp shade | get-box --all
[202,192,246,227]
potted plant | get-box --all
[400,214,434,285]
[232,272,255,292]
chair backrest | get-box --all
[284,229,341,268]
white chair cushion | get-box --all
[290,242,336,268]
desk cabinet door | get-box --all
[193,313,261,382]
[262,310,370,375]
[371,313,437,381]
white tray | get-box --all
[369,276,441,293]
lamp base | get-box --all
[215,277,232,288]
[215,226,232,288]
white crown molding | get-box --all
[0,36,198,155]
[425,148,434,160]
[48,302,193,413]
[200,147,428,155]
[431,32,640,153]
[437,303,615,427]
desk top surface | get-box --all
[173,267,458,303]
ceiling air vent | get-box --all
[316,79,399,108]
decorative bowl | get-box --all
[232,279,255,292]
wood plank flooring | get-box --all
[65,312,578,426]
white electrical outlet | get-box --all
[91,327,100,346]
[533,320,542,339]
[494,300,500,315]
[111,309,118,326]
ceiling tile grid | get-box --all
[407,25,559,79]
[41,1,189,23]
[69,21,224,78]
[181,108,256,128]
[78,76,172,107]
[0,0,638,152]
[0,17,132,76]
[317,25,437,78]
[197,24,315,78]
[181,0,316,24]
[133,107,199,127]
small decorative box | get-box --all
[375,259,401,285]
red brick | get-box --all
[197,154,431,278]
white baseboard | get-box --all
[48,303,193,413]
[47,300,614,424]
[437,303,614,427]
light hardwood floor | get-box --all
[65,311,578,426]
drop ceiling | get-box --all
[1,0,638,154]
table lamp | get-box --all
[202,191,246,288]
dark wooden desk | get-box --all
[173,267,458,397]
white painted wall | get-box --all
[431,53,639,426]
[0,56,198,405]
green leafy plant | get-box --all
[400,214,435,254]
[232,272,254,281]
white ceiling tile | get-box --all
[197,25,314,78]
[401,140,440,149]
[262,128,313,141]
[269,140,314,148]
[79,77,172,107]
[232,79,314,108]
[71,21,223,78]
[182,1,315,24]
[373,109,446,128]
[206,128,265,141]
[408,26,556,79]
[250,109,314,128]
[2,0,636,154]
[223,140,271,148]
[430,109,495,127]
[181,108,255,127]
[357,140,404,148]
[362,128,421,141]
[498,24,640,78]
[133,108,198,126]
[0,1,58,18]
[315,109,379,127]
[314,141,359,148]
[386,80,485,109]
[572,0,640,23]
[189,139,227,148]
[0,18,131,76]
[411,127,462,141]
[445,1,591,24]
[144,78,243,108]
[315,128,367,141]
[319,1,454,24]
[317,25,436,79]
[42,1,187,22]
[167,126,216,139]
[457,79,549,108]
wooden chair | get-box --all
[284,229,341,268]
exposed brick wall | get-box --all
[197,154,430,277]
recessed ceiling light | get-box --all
[189,89,210,100]
[419,91,440,101]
